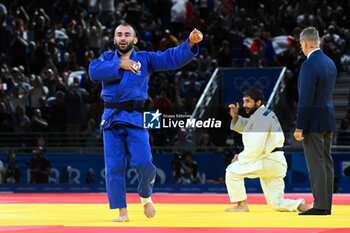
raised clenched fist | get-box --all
[189,28,203,44]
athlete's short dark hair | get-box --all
[243,87,264,103]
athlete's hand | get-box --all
[229,103,239,123]
[188,28,203,48]
[294,129,304,141]
[189,28,203,43]
[231,154,239,163]
[229,103,239,117]
[119,59,140,74]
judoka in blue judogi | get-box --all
[89,23,202,222]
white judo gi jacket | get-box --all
[230,105,287,174]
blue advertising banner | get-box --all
[221,68,282,103]
[0,153,349,193]
[0,153,226,186]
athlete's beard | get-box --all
[115,42,134,53]
[245,104,259,116]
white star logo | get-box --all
[151,110,162,122]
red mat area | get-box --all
[1,193,350,205]
[0,226,349,233]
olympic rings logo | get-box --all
[233,76,270,91]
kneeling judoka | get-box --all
[225,88,311,213]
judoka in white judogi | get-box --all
[225,88,309,212]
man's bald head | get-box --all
[114,23,137,37]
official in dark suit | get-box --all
[294,27,337,215]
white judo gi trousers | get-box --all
[225,157,304,212]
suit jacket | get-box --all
[296,49,337,132]
[89,39,198,129]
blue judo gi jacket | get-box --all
[89,39,198,129]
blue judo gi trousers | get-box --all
[103,125,156,209]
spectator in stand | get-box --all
[1,152,21,184]
[179,152,201,184]
[174,70,188,93]
[0,101,13,132]
[86,15,103,57]
[28,40,47,75]
[244,52,264,68]
[100,0,116,27]
[31,8,51,42]
[159,29,180,51]
[181,72,201,113]
[70,23,89,67]
[13,106,30,133]
[66,52,80,71]
[181,72,201,100]
[322,25,345,70]
[29,147,51,183]
[30,108,48,132]
[124,0,143,30]
[84,118,102,147]
[88,94,104,126]
[167,84,183,113]
[86,168,95,184]
[170,0,187,37]
[171,152,183,184]
[10,24,28,67]
[10,85,28,115]
[280,5,297,35]
[0,3,7,45]
[47,39,60,65]
[153,90,173,115]
[28,74,49,110]
[173,129,195,154]
[40,59,66,97]
[64,89,83,144]
[197,47,212,74]
[85,50,96,70]
[218,40,233,67]
[47,90,66,132]
[198,133,216,153]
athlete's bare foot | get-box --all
[144,202,156,218]
[113,208,130,222]
[225,200,249,212]
[298,202,313,212]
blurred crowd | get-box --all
[0,147,51,184]
[0,0,350,149]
